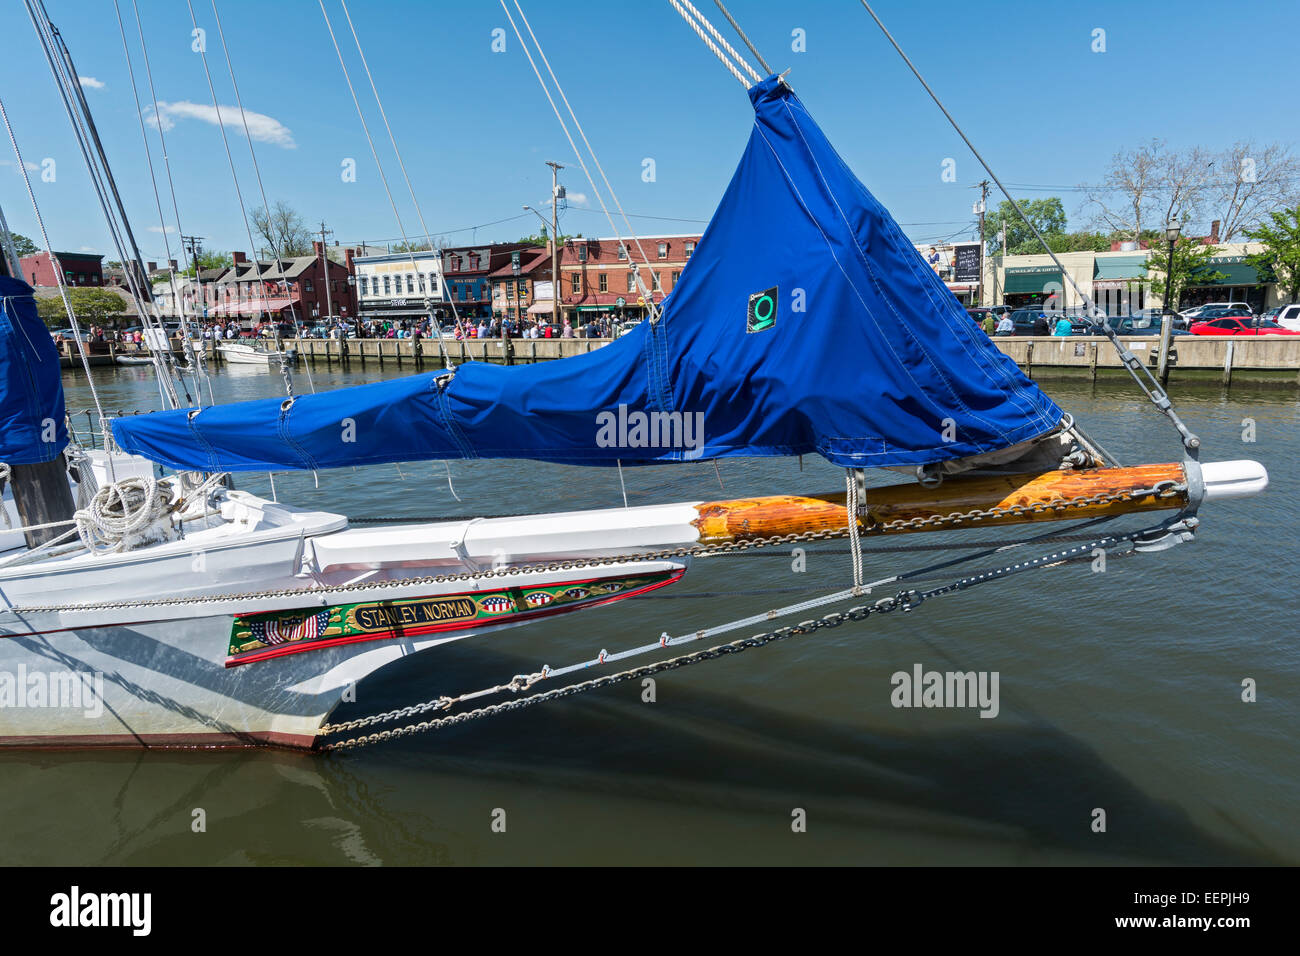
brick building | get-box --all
[199,244,355,327]
[443,242,535,320]
[558,233,701,325]
[489,247,554,323]
[18,251,104,288]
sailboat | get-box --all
[0,4,1267,750]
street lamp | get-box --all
[1163,216,1181,312]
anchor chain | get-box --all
[318,513,1184,751]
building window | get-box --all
[407,273,415,293]
[657,242,667,259]
[577,245,587,263]
[617,244,627,261]
[571,273,580,294]
[685,241,695,258]
[469,255,479,270]
[598,272,608,292]
[383,276,391,294]
[359,276,368,295]
[671,270,680,287]
[627,271,636,293]
[652,271,661,291]
[304,279,314,293]
[428,273,437,295]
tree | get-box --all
[1243,205,1300,302]
[1082,139,1212,241]
[251,200,312,257]
[35,287,131,329]
[182,249,233,276]
[390,240,434,253]
[982,197,1066,255]
[1141,239,1227,311]
[1211,142,1300,241]
[1044,231,1113,254]
[8,232,38,257]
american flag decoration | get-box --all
[249,610,330,647]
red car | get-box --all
[1189,316,1300,336]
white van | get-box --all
[1274,303,1300,331]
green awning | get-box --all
[1191,256,1266,286]
[1003,267,1063,294]
[1093,254,1147,280]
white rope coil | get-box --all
[74,477,174,555]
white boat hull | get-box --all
[217,343,296,365]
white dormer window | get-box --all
[617,244,627,261]
[657,242,667,259]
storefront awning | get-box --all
[1093,254,1147,281]
[527,300,555,315]
[1003,268,1063,295]
[1192,256,1267,286]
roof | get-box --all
[487,248,551,278]
[20,251,105,262]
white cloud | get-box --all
[78,245,97,252]
[147,225,177,234]
[145,100,296,149]
[0,160,40,172]
[79,76,105,90]
[566,192,589,207]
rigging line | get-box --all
[183,0,266,363]
[0,94,106,426]
[712,0,773,75]
[0,200,23,279]
[677,0,761,81]
[22,2,170,413]
[30,0,186,411]
[113,0,207,408]
[208,0,317,395]
[317,0,457,370]
[856,0,1201,460]
[665,0,752,89]
[510,2,666,321]
[338,0,471,346]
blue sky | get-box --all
[2,0,1297,263]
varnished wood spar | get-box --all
[692,463,1188,543]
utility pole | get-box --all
[180,235,205,321]
[547,161,564,330]
[974,180,989,307]
[317,221,335,324]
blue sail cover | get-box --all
[0,276,68,465]
[113,76,1060,473]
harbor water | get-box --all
[2,361,1296,865]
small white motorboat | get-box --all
[217,341,296,366]
[114,354,155,366]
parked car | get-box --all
[1009,309,1050,335]
[1106,314,1191,336]
[1191,305,1260,323]
[1272,303,1300,331]
[1189,317,1300,336]
[1130,307,1187,330]
[1182,302,1254,320]
[966,306,1012,322]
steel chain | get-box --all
[318,513,1179,751]
[6,482,1184,615]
